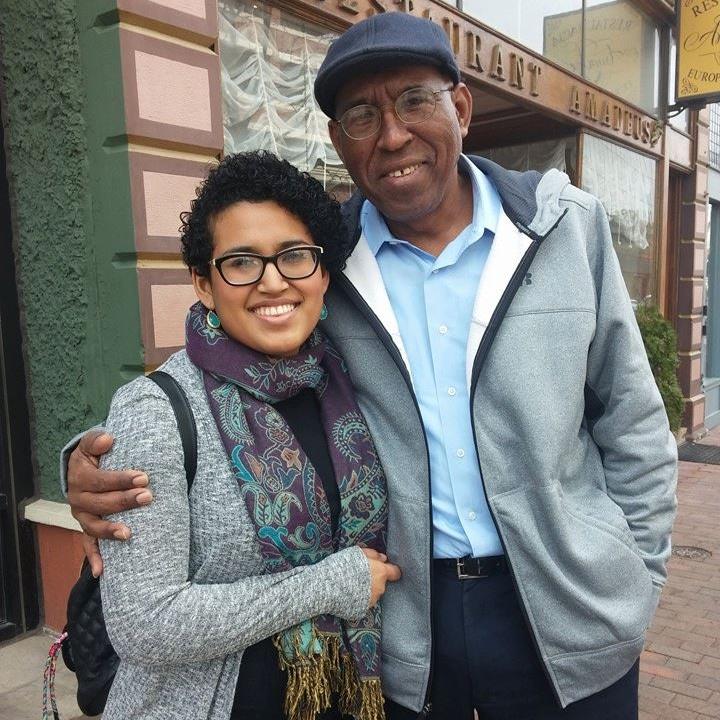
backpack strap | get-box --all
[147,370,197,491]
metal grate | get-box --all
[710,104,720,170]
[672,545,712,561]
[678,441,720,464]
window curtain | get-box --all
[581,133,655,251]
[581,132,657,303]
[477,137,575,175]
[218,2,343,182]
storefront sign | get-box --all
[569,87,662,147]
[295,0,662,155]
[310,0,545,101]
[676,0,720,104]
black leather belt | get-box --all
[433,555,508,579]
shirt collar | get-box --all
[361,154,500,257]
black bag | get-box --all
[57,370,197,717]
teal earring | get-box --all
[319,303,328,321]
[206,309,221,330]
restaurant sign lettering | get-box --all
[299,0,662,153]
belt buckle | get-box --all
[456,557,488,580]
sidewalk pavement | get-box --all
[639,455,720,720]
[0,631,93,719]
[1,449,719,719]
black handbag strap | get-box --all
[147,370,197,490]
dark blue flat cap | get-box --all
[314,13,461,118]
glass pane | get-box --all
[581,133,657,304]
[217,1,354,194]
[583,0,660,114]
[668,33,690,133]
[705,203,720,378]
[476,137,577,179]
[710,105,720,170]
[463,0,583,75]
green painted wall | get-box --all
[75,7,144,389]
[0,1,143,501]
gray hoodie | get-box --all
[319,156,677,710]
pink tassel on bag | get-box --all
[42,631,68,720]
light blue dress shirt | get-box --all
[361,156,504,559]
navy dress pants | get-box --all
[385,562,639,720]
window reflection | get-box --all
[583,0,659,114]
[464,1,660,115]
[668,33,690,133]
[463,0,583,74]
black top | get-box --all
[230,388,342,720]
[274,389,340,536]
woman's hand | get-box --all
[361,548,401,607]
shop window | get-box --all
[710,105,720,169]
[463,0,583,75]
[465,1,660,115]
[581,133,658,304]
[218,1,354,199]
[477,137,577,179]
[706,203,720,380]
[583,0,659,114]
[667,32,690,132]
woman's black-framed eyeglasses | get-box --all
[211,245,324,286]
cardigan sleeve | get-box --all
[98,377,371,666]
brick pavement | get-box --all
[639,452,720,719]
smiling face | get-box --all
[328,65,472,231]
[192,200,329,358]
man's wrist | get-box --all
[59,425,107,495]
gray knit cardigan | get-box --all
[98,350,372,720]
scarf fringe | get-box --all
[274,632,385,720]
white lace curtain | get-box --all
[218,1,343,179]
[581,133,656,251]
[477,138,574,175]
[581,132,658,303]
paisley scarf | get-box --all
[185,302,388,720]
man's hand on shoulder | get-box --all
[68,430,153,576]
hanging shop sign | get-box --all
[288,0,662,154]
[676,0,720,104]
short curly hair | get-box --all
[180,151,349,277]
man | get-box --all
[65,12,677,720]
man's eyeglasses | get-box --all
[337,86,454,140]
[211,245,324,286]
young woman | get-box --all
[97,151,400,720]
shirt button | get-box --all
[468,511,477,521]
[456,449,465,458]
[439,325,448,334]
[448,387,456,396]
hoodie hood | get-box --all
[339,155,572,256]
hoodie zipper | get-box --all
[465,213,568,707]
[333,273,436,717]
[335,210,567,714]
